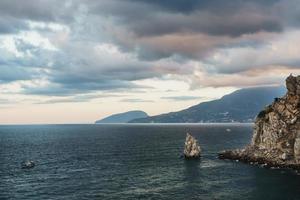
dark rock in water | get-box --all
[219,74,300,170]
[21,160,35,169]
[184,133,201,159]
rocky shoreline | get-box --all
[219,74,300,170]
[218,149,300,170]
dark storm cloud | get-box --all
[0,0,297,39]
[91,0,283,37]
[0,0,300,97]
[0,0,286,38]
[84,0,300,61]
[126,0,280,13]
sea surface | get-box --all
[1,124,300,200]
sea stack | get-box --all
[219,74,300,169]
[184,133,201,159]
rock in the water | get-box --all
[219,74,300,170]
[184,133,201,159]
[21,160,35,169]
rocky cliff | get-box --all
[219,75,300,169]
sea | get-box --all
[1,124,300,200]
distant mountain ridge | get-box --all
[130,86,286,123]
[95,110,148,123]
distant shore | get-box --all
[0,122,254,126]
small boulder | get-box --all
[183,133,201,159]
[21,160,35,169]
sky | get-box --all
[1,0,300,124]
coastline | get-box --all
[218,149,300,170]
[0,122,255,126]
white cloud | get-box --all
[0,36,24,57]
[207,29,300,73]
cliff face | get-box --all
[219,75,300,169]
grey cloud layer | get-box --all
[0,0,299,98]
[86,0,300,61]
[0,0,76,33]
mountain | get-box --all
[95,110,148,123]
[130,86,286,123]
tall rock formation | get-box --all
[184,133,201,159]
[219,75,300,169]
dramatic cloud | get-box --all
[0,0,299,104]
[84,0,300,61]
[205,30,300,74]
[0,0,76,33]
